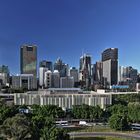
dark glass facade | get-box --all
[39,60,53,71]
[102,48,118,86]
[102,48,118,61]
[20,45,37,77]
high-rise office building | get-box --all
[44,70,52,88]
[118,66,138,89]
[39,67,48,87]
[0,65,9,74]
[39,60,53,71]
[54,58,69,77]
[118,66,127,83]
[102,48,118,61]
[69,67,79,83]
[20,45,37,77]
[79,54,91,88]
[102,48,118,86]
[52,70,60,88]
[94,61,103,83]
[60,76,74,88]
[0,65,10,86]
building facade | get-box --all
[60,76,74,88]
[102,48,118,87]
[39,67,48,87]
[52,70,60,88]
[54,58,69,77]
[44,70,52,88]
[69,67,79,84]
[14,90,112,109]
[20,45,37,77]
[12,74,37,90]
[0,65,9,86]
[118,66,138,89]
[39,60,53,71]
[79,54,91,88]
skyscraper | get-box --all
[20,45,37,77]
[0,65,10,86]
[79,54,91,88]
[0,65,9,74]
[69,67,79,83]
[118,66,138,89]
[52,70,60,88]
[44,70,52,88]
[102,48,118,87]
[94,61,103,83]
[39,60,53,71]
[60,76,74,88]
[39,67,48,87]
[54,58,69,77]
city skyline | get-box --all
[0,0,140,74]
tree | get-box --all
[72,104,90,119]
[109,114,128,130]
[40,117,69,140]
[128,102,140,122]
[31,105,65,118]
[72,104,103,120]
[89,105,103,121]
[108,104,128,116]
[0,104,19,125]
[0,114,39,140]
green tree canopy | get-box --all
[0,114,39,140]
[128,102,140,122]
[109,114,128,130]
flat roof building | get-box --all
[20,45,37,77]
[14,89,112,109]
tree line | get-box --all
[0,93,140,139]
[0,101,69,140]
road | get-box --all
[69,132,140,139]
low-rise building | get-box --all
[12,74,37,90]
[14,89,112,109]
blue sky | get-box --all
[0,0,140,74]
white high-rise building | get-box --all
[44,70,52,88]
[0,73,9,86]
[118,66,126,83]
[39,67,48,87]
[52,70,60,88]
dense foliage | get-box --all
[109,114,128,130]
[72,104,103,120]
[0,92,140,139]
[0,100,69,140]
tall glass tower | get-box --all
[79,54,91,88]
[102,48,118,86]
[20,45,37,77]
